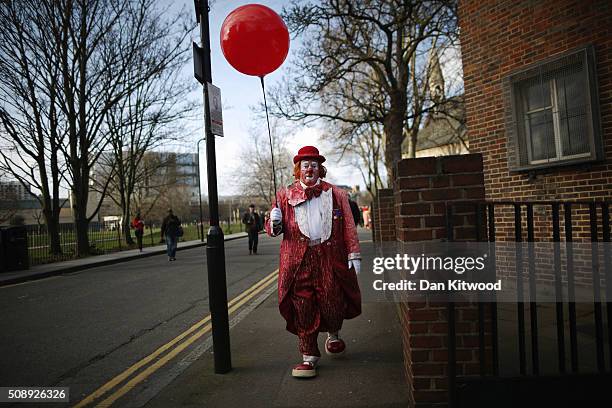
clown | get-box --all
[265,145,361,378]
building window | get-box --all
[506,46,603,172]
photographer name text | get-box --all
[373,279,503,291]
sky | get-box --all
[170,0,362,197]
[0,1,464,200]
[169,0,463,197]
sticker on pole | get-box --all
[208,83,224,137]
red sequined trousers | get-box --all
[291,244,345,357]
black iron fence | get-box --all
[23,220,247,266]
[25,221,208,266]
[445,200,612,408]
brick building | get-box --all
[460,0,611,200]
[459,0,612,242]
[370,2,612,406]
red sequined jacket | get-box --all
[265,180,361,334]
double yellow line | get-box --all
[74,269,278,408]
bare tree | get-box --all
[144,186,193,227]
[57,0,193,255]
[270,0,458,184]
[0,0,193,256]
[0,1,67,253]
[132,152,196,225]
[98,55,195,245]
[231,122,293,206]
[337,122,385,198]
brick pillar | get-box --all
[370,199,379,242]
[393,154,487,408]
[372,189,397,242]
[377,188,397,241]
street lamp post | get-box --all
[196,137,205,242]
[194,0,231,374]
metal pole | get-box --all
[197,137,205,242]
[197,0,231,374]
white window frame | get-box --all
[523,78,591,165]
[506,45,603,173]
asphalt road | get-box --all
[0,233,282,404]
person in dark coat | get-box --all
[348,198,363,227]
[161,209,181,261]
[242,204,261,254]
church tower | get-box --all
[428,48,445,107]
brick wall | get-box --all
[397,302,490,407]
[394,155,485,243]
[372,189,397,242]
[392,154,488,408]
[378,189,397,241]
[459,0,612,241]
[371,199,379,242]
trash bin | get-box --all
[0,226,29,272]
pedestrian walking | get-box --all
[266,145,361,378]
[161,209,182,261]
[363,207,371,229]
[348,197,363,227]
[242,204,261,254]
[131,212,145,252]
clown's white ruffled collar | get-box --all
[299,179,321,189]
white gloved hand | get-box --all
[348,259,361,275]
[270,207,282,225]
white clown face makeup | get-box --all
[300,160,320,186]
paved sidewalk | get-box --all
[143,295,410,408]
[0,232,248,287]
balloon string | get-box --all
[259,76,278,208]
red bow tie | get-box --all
[304,184,323,200]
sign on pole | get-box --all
[192,42,204,84]
[207,83,224,137]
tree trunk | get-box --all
[75,215,90,256]
[73,186,91,256]
[382,91,408,185]
[38,148,62,255]
[42,205,62,255]
[122,211,134,245]
[46,220,62,256]
[383,114,405,185]
[406,128,418,159]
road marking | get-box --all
[95,273,278,408]
[95,275,278,408]
[125,283,278,408]
[73,269,278,408]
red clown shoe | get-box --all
[325,336,346,356]
[292,360,317,378]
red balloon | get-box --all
[220,4,290,77]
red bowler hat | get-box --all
[293,146,326,164]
